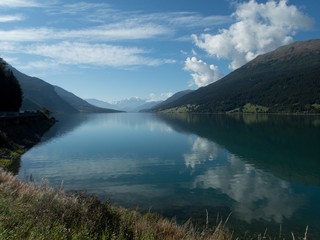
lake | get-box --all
[18,113,320,238]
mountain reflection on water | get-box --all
[19,113,320,238]
[159,113,320,185]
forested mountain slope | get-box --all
[6,62,118,113]
[152,40,320,113]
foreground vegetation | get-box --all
[0,169,312,240]
[0,169,231,240]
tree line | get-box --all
[0,58,23,112]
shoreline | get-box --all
[0,114,316,239]
[0,111,55,173]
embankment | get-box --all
[0,169,230,239]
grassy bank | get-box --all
[0,169,231,240]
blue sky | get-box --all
[0,0,319,102]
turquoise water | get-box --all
[19,113,320,238]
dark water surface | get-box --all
[19,113,320,238]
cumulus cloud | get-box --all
[192,0,313,69]
[184,57,221,87]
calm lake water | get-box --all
[19,113,320,238]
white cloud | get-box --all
[0,1,232,71]
[0,42,18,52]
[0,23,171,42]
[184,57,221,87]
[0,23,175,68]
[24,42,170,67]
[0,0,43,7]
[192,0,313,69]
[19,60,60,71]
[0,28,53,42]
[166,13,231,29]
[148,92,173,102]
[0,14,24,22]
[49,2,112,15]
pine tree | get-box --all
[0,59,23,112]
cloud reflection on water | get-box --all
[184,137,219,168]
[185,137,304,223]
[20,113,315,230]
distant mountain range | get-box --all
[7,64,120,113]
[87,91,194,113]
[4,39,319,115]
[86,97,161,112]
[150,39,320,114]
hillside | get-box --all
[7,63,118,113]
[146,90,193,112]
[9,65,78,113]
[54,86,120,113]
[87,98,161,112]
[152,39,320,114]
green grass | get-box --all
[0,169,310,240]
[311,103,320,110]
[242,103,269,113]
[0,159,12,168]
[0,169,231,240]
[159,105,200,113]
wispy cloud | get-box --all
[0,1,231,70]
[0,0,43,8]
[51,2,112,15]
[166,13,231,29]
[0,23,171,42]
[47,2,231,28]
[24,42,174,67]
[0,14,24,22]
[0,28,53,42]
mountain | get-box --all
[112,97,149,112]
[7,63,118,113]
[152,39,320,114]
[54,86,119,113]
[87,97,161,112]
[133,101,162,112]
[146,90,193,112]
[85,98,115,109]
[9,65,78,113]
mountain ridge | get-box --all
[54,86,120,113]
[151,39,320,114]
[6,63,119,113]
[87,97,161,112]
[145,90,193,112]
